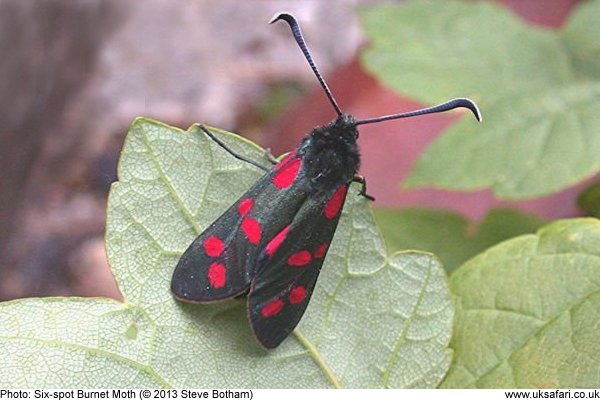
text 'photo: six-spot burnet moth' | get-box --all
[170,12,482,349]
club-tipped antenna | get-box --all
[355,98,482,125]
[270,12,343,117]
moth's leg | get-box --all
[352,175,375,201]
[198,124,269,172]
[263,148,279,165]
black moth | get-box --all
[171,12,481,349]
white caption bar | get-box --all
[0,389,599,400]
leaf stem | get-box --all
[293,329,342,388]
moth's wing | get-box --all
[171,182,267,303]
[248,184,350,348]
[171,150,311,303]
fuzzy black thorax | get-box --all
[297,115,361,193]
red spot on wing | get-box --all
[238,198,253,216]
[242,217,262,245]
[324,185,347,219]
[203,236,224,257]
[261,299,284,318]
[273,157,301,189]
[288,250,312,267]
[265,225,291,257]
[314,243,328,259]
[207,262,226,288]
[289,286,307,304]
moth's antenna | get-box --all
[355,98,482,125]
[270,12,343,117]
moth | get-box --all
[171,12,481,348]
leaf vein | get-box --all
[139,129,201,234]
[0,336,172,388]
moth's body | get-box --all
[170,12,480,349]
[172,115,361,348]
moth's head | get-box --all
[306,114,359,146]
[334,114,359,138]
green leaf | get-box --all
[0,118,456,388]
[561,0,600,79]
[361,1,571,103]
[577,181,600,218]
[442,218,600,388]
[406,83,600,199]
[373,208,544,274]
[0,298,167,387]
[108,119,455,388]
[361,0,600,199]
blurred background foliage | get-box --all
[1,0,597,300]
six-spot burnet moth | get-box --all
[171,12,481,349]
